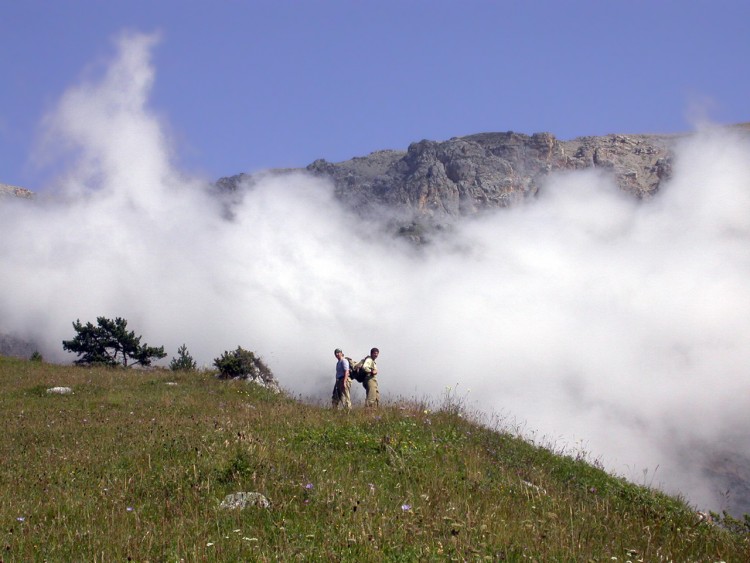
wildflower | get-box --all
[206,542,215,547]
[369,483,375,493]
[401,504,412,511]
[126,507,134,512]
[16,517,25,522]
[305,483,314,490]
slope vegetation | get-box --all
[1,357,747,561]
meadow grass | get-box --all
[0,356,747,561]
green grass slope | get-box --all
[1,356,747,561]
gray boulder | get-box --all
[46,387,73,395]
[243,373,282,395]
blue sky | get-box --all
[1,0,748,189]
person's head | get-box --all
[334,348,343,359]
[370,347,379,359]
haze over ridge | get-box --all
[3,32,750,516]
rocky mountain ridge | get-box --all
[218,130,682,226]
[8,125,750,223]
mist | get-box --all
[3,32,750,515]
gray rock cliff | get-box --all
[219,130,678,228]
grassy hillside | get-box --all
[1,357,747,561]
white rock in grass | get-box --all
[219,492,271,510]
[242,375,281,394]
[46,386,73,395]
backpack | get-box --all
[346,357,366,382]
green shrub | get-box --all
[213,346,272,380]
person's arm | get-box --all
[363,357,377,376]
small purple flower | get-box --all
[305,483,314,490]
[401,504,412,512]
[16,517,25,522]
[126,506,134,512]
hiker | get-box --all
[360,347,380,408]
[331,348,351,410]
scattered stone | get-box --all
[219,492,271,510]
[46,387,73,395]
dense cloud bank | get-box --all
[3,32,750,514]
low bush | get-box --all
[213,346,272,381]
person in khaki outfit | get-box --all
[360,347,380,408]
[331,348,351,410]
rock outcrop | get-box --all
[218,130,678,230]
[0,182,33,200]
[328,132,673,216]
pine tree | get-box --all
[62,316,166,368]
[170,344,197,371]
